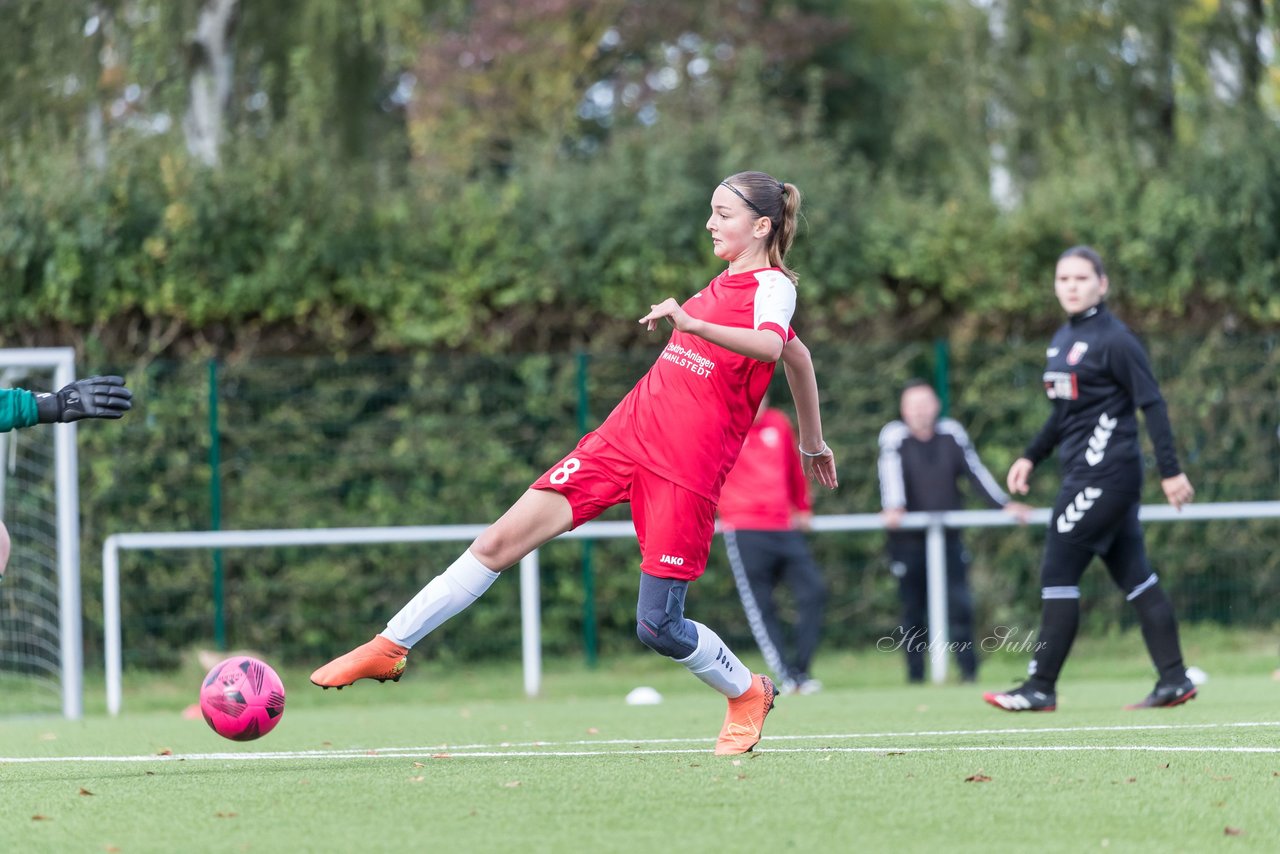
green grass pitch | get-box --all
[3,628,1279,852]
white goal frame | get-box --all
[101,501,1280,716]
[0,347,83,719]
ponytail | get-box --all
[720,171,802,283]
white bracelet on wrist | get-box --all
[798,442,829,458]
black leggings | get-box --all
[889,535,976,681]
[724,529,826,683]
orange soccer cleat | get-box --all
[310,635,409,689]
[714,673,777,756]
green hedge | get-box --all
[4,94,1279,362]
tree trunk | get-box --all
[183,0,239,167]
[1240,0,1264,108]
[1152,3,1176,166]
[985,0,1022,210]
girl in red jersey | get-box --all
[312,171,839,755]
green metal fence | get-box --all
[81,333,1280,672]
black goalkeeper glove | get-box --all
[36,376,134,424]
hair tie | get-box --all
[778,182,786,195]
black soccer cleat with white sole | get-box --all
[1124,676,1197,710]
[983,684,1057,712]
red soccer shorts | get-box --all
[531,431,715,581]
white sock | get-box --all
[382,550,500,647]
[676,621,753,698]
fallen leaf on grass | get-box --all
[432,753,452,759]
[409,776,424,783]
[156,748,172,756]
[32,815,52,821]
[965,774,992,783]
[215,812,237,819]
[78,788,94,796]
[501,781,521,788]
[1224,827,1244,837]
[413,762,426,768]
[885,752,905,756]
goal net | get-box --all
[0,348,82,718]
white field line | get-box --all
[2,720,1279,764]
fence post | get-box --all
[521,550,542,697]
[925,514,950,684]
[208,359,225,650]
[576,351,598,667]
[933,338,950,417]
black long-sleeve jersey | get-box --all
[1023,303,1181,486]
[878,417,1009,521]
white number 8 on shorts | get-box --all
[549,457,581,485]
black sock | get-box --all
[1129,586,1186,684]
[1027,598,1080,693]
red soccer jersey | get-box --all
[595,267,797,501]
[717,408,812,530]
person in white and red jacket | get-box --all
[718,396,826,695]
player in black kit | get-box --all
[984,246,1198,712]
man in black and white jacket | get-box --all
[878,379,1030,683]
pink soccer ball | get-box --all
[198,656,286,741]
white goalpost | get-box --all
[101,520,639,716]
[0,347,83,720]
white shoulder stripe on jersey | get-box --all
[752,270,796,335]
